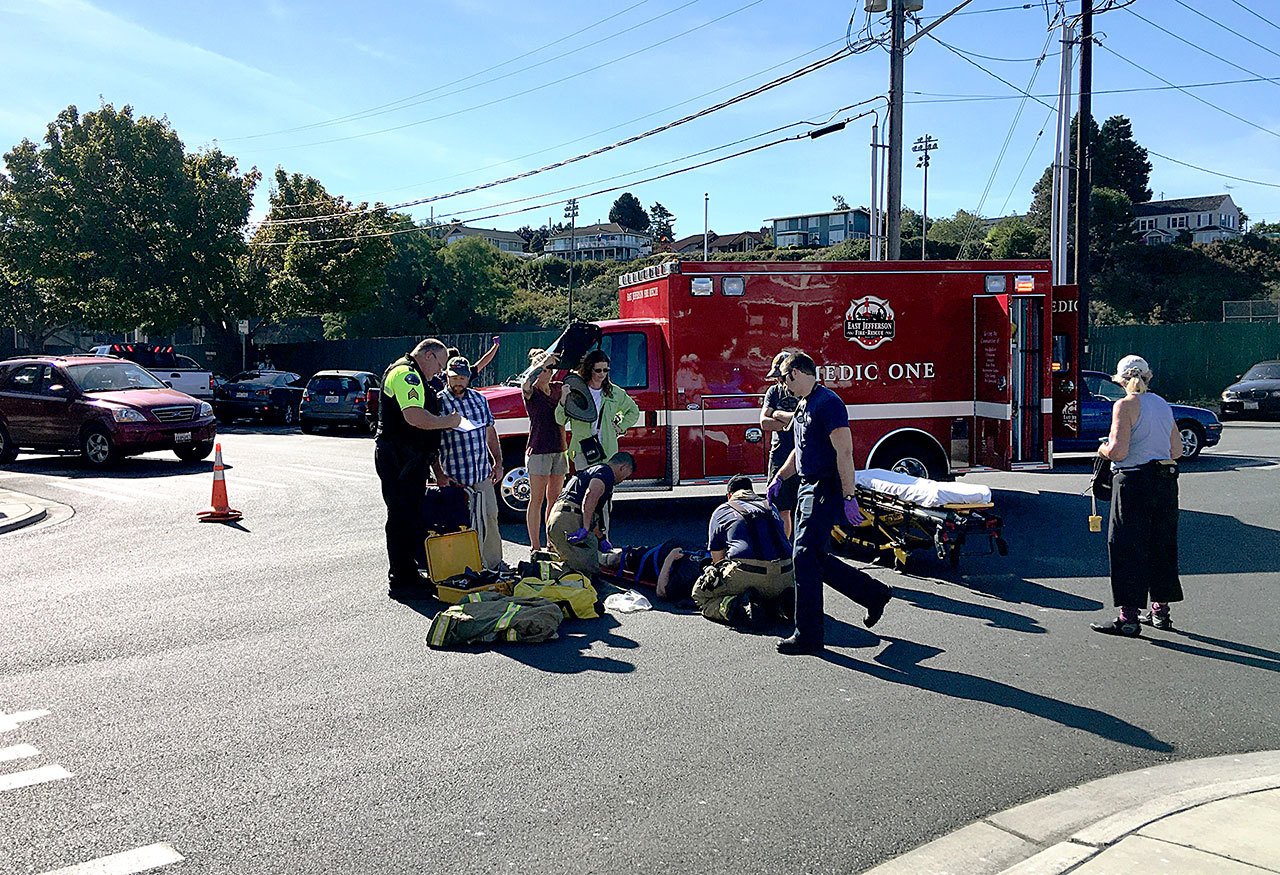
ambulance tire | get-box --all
[497,441,530,522]
[870,435,949,482]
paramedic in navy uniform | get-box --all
[766,352,892,654]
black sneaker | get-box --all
[777,633,824,655]
[1140,611,1173,631]
[1090,618,1141,637]
[742,588,770,630]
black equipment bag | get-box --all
[543,321,602,372]
[1090,455,1113,502]
[422,484,470,535]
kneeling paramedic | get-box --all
[546,453,635,575]
[375,338,462,601]
[692,475,795,629]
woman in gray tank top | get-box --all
[1091,355,1184,637]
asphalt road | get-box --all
[1,422,1278,874]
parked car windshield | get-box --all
[66,362,167,392]
[1242,363,1280,381]
[1085,373,1126,401]
[231,371,299,386]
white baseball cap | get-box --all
[1114,354,1151,378]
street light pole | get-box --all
[703,192,710,260]
[886,0,907,260]
[913,133,939,260]
[564,198,579,321]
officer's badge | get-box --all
[404,373,420,385]
[407,388,420,400]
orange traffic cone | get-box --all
[197,443,243,523]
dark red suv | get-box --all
[0,355,217,468]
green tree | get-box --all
[832,194,850,210]
[435,235,516,332]
[1094,116,1151,205]
[985,217,1039,258]
[608,192,649,232]
[250,168,396,339]
[927,209,986,249]
[649,202,675,245]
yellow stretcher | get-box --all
[832,484,1008,575]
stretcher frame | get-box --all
[833,485,1009,574]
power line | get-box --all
[256,0,770,152]
[1146,149,1280,190]
[253,46,858,229]
[928,34,1055,111]
[250,109,877,248]
[996,102,1057,217]
[1227,0,1280,36]
[1123,5,1280,93]
[1171,0,1280,63]
[916,3,1040,22]
[1098,42,1280,141]
[269,36,851,212]
[229,0,698,141]
[904,75,1280,103]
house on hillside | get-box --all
[1133,194,1242,245]
[766,208,871,248]
[670,231,766,255]
[545,222,651,261]
[444,225,528,255]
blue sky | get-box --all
[2,0,1278,239]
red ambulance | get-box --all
[482,259,1080,517]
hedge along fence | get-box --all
[263,330,560,387]
[1086,323,1280,403]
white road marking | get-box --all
[32,481,139,503]
[0,763,73,792]
[38,843,184,875]
[0,743,40,762]
[278,462,375,478]
[221,475,289,489]
[0,708,51,732]
[273,464,368,482]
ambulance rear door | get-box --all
[974,294,1013,469]
[1051,284,1081,450]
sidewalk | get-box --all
[863,750,1280,874]
[0,487,71,534]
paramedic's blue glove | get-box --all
[766,477,783,507]
[567,527,591,546]
[844,496,866,527]
[598,537,613,552]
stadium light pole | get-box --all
[913,134,939,260]
[565,198,579,321]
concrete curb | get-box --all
[0,502,48,534]
[861,750,1280,875]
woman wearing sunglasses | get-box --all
[558,349,640,472]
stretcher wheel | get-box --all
[948,547,961,570]
[996,537,1009,557]
[892,551,909,574]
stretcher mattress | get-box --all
[855,469,993,508]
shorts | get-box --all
[526,451,568,477]
[774,473,799,512]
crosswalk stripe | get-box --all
[38,843,184,875]
[34,481,139,503]
[0,743,40,762]
[0,763,73,792]
[0,708,50,732]
[273,465,368,482]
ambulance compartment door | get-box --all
[1051,284,1080,447]
[693,393,769,482]
[600,328,668,483]
[1010,294,1047,464]
[973,295,1013,469]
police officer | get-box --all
[375,338,461,601]
[767,351,892,654]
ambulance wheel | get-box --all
[498,465,531,522]
[871,435,949,481]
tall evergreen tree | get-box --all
[608,192,650,232]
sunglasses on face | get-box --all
[593,367,610,374]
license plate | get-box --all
[236,391,248,398]
[1244,401,1259,410]
[325,396,339,404]
[175,431,192,443]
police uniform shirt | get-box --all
[561,463,617,508]
[793,383,847,480]
[382,358,444,456]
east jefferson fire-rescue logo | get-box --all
[844,295,896,350]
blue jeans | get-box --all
[793,477,891,641]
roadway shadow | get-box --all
[5,453,213,480]
[821,638,1174,752]
[1037,452,1280,475]
[1145,628,1280,675]
[889,584,1048,633]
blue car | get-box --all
[1057,370,1222,458]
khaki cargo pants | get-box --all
[546,500,601,575]
[692,557,795,624]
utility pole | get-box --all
[870,116,880,261]
[1075,0,1094,352]
[886,0,907,260]
[703,192,710,259]
[1050,18,1075,286]
[913,134,939,260]
[564,198,579,320]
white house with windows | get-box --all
[1133,194,1242,245]
[545,222,651,261]
[444,224,528,255]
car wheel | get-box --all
[175,440,214,463]
[300,419,316,434]
[0,424,18,465]
[215,409,234,424]
[80,425,119,468]
[870,436,949,481]
[280,404,297,426]
[1178,421,1205,459]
